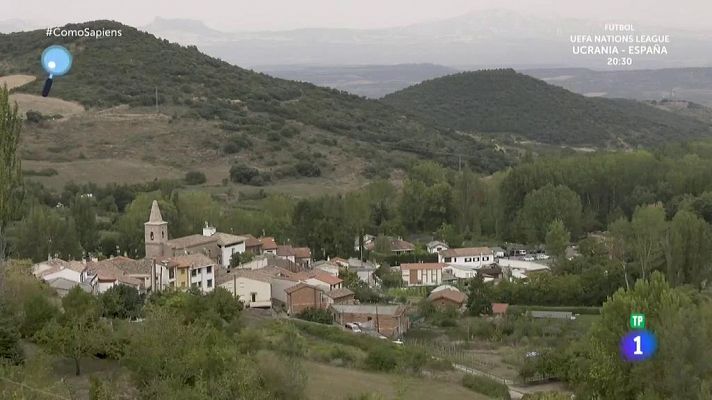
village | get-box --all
[31,200,562,342]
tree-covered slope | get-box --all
[0,21,510,174]
[382,69,712,147]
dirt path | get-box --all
[0,74,36,90]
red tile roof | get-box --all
[294,247,311,259]
[428,289,468,304]
[492,303,509,315]
[259,237,278,250]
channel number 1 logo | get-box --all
[620,313,657,362]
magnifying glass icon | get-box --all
[40,45,73,97]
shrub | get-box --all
[294,161,321,177]
[462,374,511,400]
[184,171,207,185]
[296,307,333,324]
[229,164,270,186]
[364,345,398,372]
[23,168,58,177]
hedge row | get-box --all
[462,374,511,400]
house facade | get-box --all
[161,253,216,293]
[426,241,449,254]
[218,271,273,308]
[285,283,328,315]
[438,247,495,268]
[400,263,444,286]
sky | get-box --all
[6,0,712,31]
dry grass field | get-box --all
[305,361,492,400]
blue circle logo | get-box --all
[620,330,657,362]
[41,45,73,77]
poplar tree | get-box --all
[0,85,23,262]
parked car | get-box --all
[523,256,535,261]
[536,254,550,260]
[345,323,362,333]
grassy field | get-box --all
[304,361,492,400]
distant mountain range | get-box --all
[141,12,712,69]
[382,69,712,147]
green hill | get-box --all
[0,21,511,188]
[382,69,712,147]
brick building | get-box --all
[285,283,328,315]
[331,304,409,338]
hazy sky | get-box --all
[8,0,712,31]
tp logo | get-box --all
[621,313,656,362]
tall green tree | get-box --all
[71,194,98,253]
[516,184,582,244]
[545,219,569,260]
[570,272,712,399]
[13,204,83,262]
[0,85,23,261]
[466,276,493,316]
[662,210,712,289]
[630,205,667,279]
[452,168,485,237]
[38,286,107,376]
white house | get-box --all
[400,263,444,286]
[313,260,340,276]
[218,270,273,308]
[426,241,449,254]
[33,259,87,284]
[491,247,506,258]
[443,264,478,279]
[438,247,495,268]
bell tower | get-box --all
[145,200,168,259]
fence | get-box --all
[404,337,514,385]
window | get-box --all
[180,269,185,275]
[475,257,480,262]
[465,257,472,262]
[250,292,256,302]
[150,232,154,240]
[207,279,213,288]
[444,257,452,262]
[169,269,175,279]
[161,231,165,239]
[191,269,197,277]
[484,256,489,261]
[206,266,212,274]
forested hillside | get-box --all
[383,69,712,147]
[0,21,510,177]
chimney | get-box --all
[202,224,217,237]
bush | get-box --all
[294,161,321,177]
[296,307,333,324]
[462,374,511,400]
[184,170,207,185]
[23,168,58,177]
[229,164,271,186]
[364,345,398,372]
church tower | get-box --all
[145,200,168,259]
